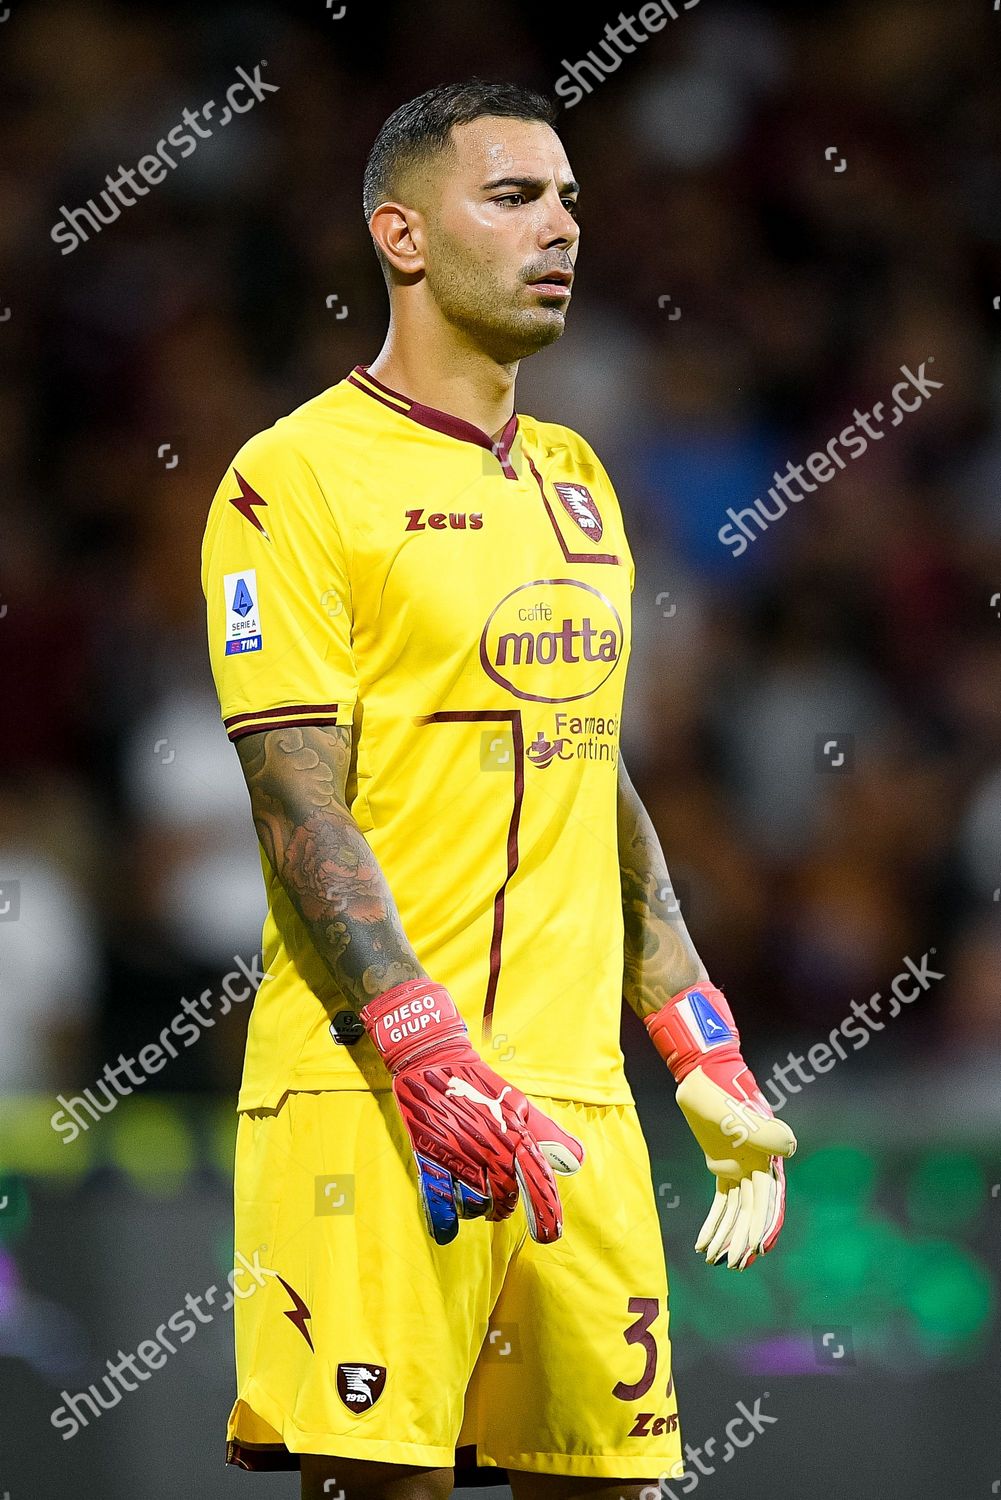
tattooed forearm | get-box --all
[236,724,427,1010]
[618,757,708,1020]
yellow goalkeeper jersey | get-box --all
[202,363,636,1109]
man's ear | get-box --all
[369,201,425,278]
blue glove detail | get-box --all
[414,1151,490,1245]
[689,989,735,1048]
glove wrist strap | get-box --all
[644,983,741,1083]
[360,978,469,1074]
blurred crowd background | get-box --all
[1,0,1000,1494]
[3,0,1000,1095]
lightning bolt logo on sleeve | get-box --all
[273,1273,314,1351]
[228,470,271,540]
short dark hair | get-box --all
[362,79,559,270]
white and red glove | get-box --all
[361,979,584,1246]
[645,983,796,1270]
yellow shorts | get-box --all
[226,1088,681,1478]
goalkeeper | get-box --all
[204,76,796,1500]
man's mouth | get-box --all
[527,269,573,298]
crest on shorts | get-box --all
[336,1363,387,1412]
[553,482,603,542]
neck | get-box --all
[366,319,518,442]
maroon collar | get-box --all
[347,363,520,479]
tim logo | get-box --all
[336,1363,387,1412]
[554,482,603,542]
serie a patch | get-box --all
[224,569,263,655]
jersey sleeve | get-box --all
[201,425,358,742]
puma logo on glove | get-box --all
[361,979,584,1245]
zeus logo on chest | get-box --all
[405,509,483,531]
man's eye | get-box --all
[494,193,579,216]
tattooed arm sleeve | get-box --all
[618,754,709,1021]
[235,723,428,1013]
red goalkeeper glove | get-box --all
[361,979,584,1246]
[645,983,797,1270]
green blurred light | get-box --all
[790,1146,877,1212]
[906,1152,985,1234]
[906,1241,994,1353]
[0,1175,31,1242]
[782,1217,915,1337]
[0,1095,94,1177]
[670,1269,721,1340]
[106,1098,195,1196]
